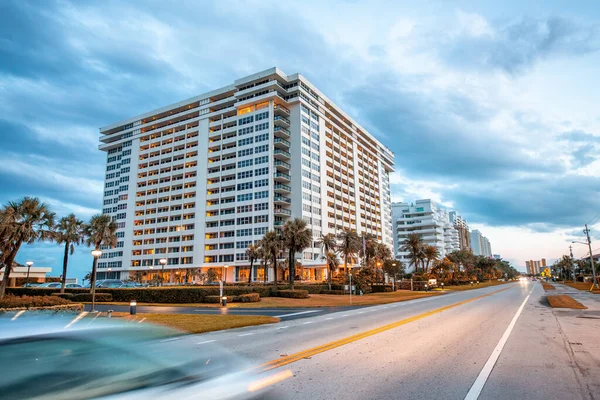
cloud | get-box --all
[437,14,600,74]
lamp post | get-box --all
[25,261,33,287]
[223,265,229,284]
[107,267,112,280]
[159,258,167,286]
[349,272,353,305]
[90,249,103,313]
[392,263,397,291]
[573,236,598,288]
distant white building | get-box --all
[470,229,492,257]
[392,200,460,270]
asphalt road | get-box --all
[173,281,599,399]
[85,304,366,321]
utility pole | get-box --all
[584,224,598,288]
[569,245,576,283]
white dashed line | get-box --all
[276,325,290,330]
[274,310,320,318]
[238,332,255,337]
[302,321,313,325]
[197,340,217,345]
[326,317,334,320]
[342,314,349,317]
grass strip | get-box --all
[547,295,587,309]
[563,282,600,294]
[111,313,279,334]
[541,282,555,291]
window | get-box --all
[255,178,268,188]
[255,167,269,176]
[255,144,268,153]
[237,170,253,179]
[239,126,254,136]
[254,214,268,223]
[237,182,253,191]
[255,133,268,142]
[255,122,269,131]
[237,205,252,213]
[237,241,252,249]
[236,253,249,261]
[255,156,268,164]
[238,148,254,157]
[255,202,269,211]
[255,111,269,121]
[239,116,254,125]
[237,228,253,237]
[238,159,253,168]
[255,191,269,199]
[237,217,252,225]
[254,227,268,236]
[237,193,253,202]
[416,207,424,212]
[238,137,253,146]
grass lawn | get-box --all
[563,282,600,294]
[547,295,587,309]
[541,282,555,291]
[109,313,279,334]
[89,291,441,309]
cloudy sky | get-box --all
[2,0,600,278]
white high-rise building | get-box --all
[98,67,394,283]
[470,229,492,257]
[392,199,459,270]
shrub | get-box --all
[275,289,309,299]
[205,295,227,303]
[0,295,71,309]
[71,293,113,302]
[234,293,260,302]
[51,293,74,299]
[371,285,393,293]
[321,290,344,295]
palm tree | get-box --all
[374,242,392,282]
[245,244,259,284]
[84,214,117,293]
[400,233,424,273]
[336,229,360,273]
[0,197,55,298]
[324,250,338,290]
[281,218,312,289]
[316,233,337,254]
[55,213,86,293]
[359,234,377,267]
[261,231,281,286]
[422,245,440,274]
[255,240,269,283]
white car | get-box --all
[0,314,289,399]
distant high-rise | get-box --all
[392,200,459,270]
[449,211,471,251]
[525,258,546,275]
[470,229,492,257]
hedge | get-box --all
[72,293,113,302]
[0,295,71,309]
[51,293,74,299]
[371,285,393,293]
[275,289,309,299]
[234,293,260,302]
[321,290,344,295]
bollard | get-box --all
[107,310,113,318]
[425,284,429,292]
[130,300,137,315]
[441,283,444,290]
[221,296,227,307]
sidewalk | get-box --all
[547,282,600,397]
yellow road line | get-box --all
[259,285,516,372]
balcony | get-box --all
[274,220,285,227]
[274,115,290,128]
[274,104,290,116]
[273,172,291,182]
[273,149,291,161]
[274,126,291,139]
[274,208,292,217]
[274,194,291,205]
[274,160,290,172]
[274,183,291,193]
[273,137,291,148]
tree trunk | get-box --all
[61,241,70,294]
[328,264,332,291]
[89,250,98,294]
[263,261,268,283]
[272,255,278,287]
[288,249,295,290]
[0,243,21,298]
[248,259,253,284]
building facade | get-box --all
[449,211,471,251]
[98,67,394,283]
[470,229,492,257]
[525,258,546,275]
[392,200,459,270]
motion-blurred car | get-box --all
[0,314,288,399]
[96,279,127,288]
[21,283,41,287]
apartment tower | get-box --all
[98,68,394,283]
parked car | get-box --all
[21,283,41,287]
[95,279,126,288]
[0,314,288,399]
[65,283,83,288]
[36,282,61,288]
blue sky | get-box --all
[2,0,600,277]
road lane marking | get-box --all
[274,310,320,318]
[302,321,313,325]
[342,314,349,317]
[257,285,516,372]
[464,287,534,400]
[238,332,255,337]
[276,325,290,330]
[197,340,217,345]
[326,317,334,320]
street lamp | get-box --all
[349,272,353,305]
[223,265,229,284]
[90,249,103,313]
[107,267,112,279]
[25,261,33,287]
[159,258,167,286]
